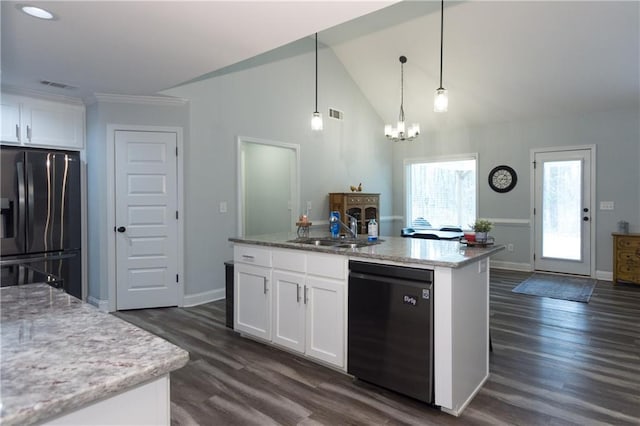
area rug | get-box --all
[511,273,596,303]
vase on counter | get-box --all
[476,232,488,243]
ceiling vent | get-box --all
[40,80,77,90]
[328,108,344,120]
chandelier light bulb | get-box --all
[311,112,323,131]
[434,88,448,112]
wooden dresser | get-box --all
[329,193,379,235]
[612,233,640,285]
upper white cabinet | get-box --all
[1,93,84,150]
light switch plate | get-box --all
[599,201,614,210]
[219,201,227,213]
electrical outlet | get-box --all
[599,201,614,210]
[507,243,514,252]
[306,201,312,212]
[219,201,227,213]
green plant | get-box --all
[470,219,493,233]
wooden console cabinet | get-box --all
[329,193,379,235]
[612,233,640,285]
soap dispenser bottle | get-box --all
[367,218,378,241]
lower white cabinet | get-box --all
[304,276,345,367]
[271,249,346,369]
[235,244,347,370]
[272,270,306,352]
[234,262,271,341]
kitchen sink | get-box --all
[287,238,380,249]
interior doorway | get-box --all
[532,147,595,276]
[237,137,299,237]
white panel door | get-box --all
[115,130,179,310]
[534,149,592,275]
[272,270,305,353]
[305,276,345,368]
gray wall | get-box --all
[86,100,189,302]
[392,107,640,273]
[163,39,391,298]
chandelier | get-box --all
[385,56,419,142]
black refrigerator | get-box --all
[1,146,82,298]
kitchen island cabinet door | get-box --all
[304,276,345,368]
[235,263,272,341]
[272,270,306,353]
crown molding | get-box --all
[88,93,189,107]
[1,84,84,105]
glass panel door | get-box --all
[534,149,592,275]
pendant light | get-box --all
[434,0,448,112]
[311,33,323,131]
[385,56,420,142]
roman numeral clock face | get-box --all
[488,165,517,193]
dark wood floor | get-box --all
[114,269,640,425]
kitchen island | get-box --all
[229,231,504,416]
[0,284,189,426]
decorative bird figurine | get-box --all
[350,185,357,192]
[357,183,362,192]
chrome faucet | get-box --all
[331,214,358,239]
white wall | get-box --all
[392,107,640,273]
[163,39,391,298]
[86,99,189,302]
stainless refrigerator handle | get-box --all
[15,124,20,141]
[16,161,25,252]
[27,162,34,250]
[27,125,32,141]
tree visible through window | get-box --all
[406,157,477,230]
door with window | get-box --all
[533,149,592,276]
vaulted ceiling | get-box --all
[2,1,638,130]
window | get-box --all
[405,155,477,230]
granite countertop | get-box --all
[229,231,504,268]
[0,284,189,426]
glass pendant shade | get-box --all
[434,88,448,112]
[311,112,323,131]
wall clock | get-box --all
[488,165,517,193]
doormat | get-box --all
[511,273,596,303]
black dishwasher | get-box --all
[348,260,434,404]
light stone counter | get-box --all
[229,231,504,268]
[0,284,189,426]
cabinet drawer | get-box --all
[616,237,640,249]
[234,245,271,267]
[307,253,346,280]
[272,249,306,272]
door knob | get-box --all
[116,226,126,233]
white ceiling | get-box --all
[328,0,640,129]
[0,0,395,100]
[2,1,638,130]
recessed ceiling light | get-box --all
[20,5,54,20]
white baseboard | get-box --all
[490,261,532,272]
[87,296,109,312]
[595,270,613,282]
[182,287,225,307]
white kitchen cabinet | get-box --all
[234,245,272,342]
[305,276,345,368]
[1,93,84,149]
[271,248,346,369]
[272,270,306,352]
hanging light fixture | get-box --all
[311,33,323,131]
[385,56,420,142]
[434,0,448,112]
